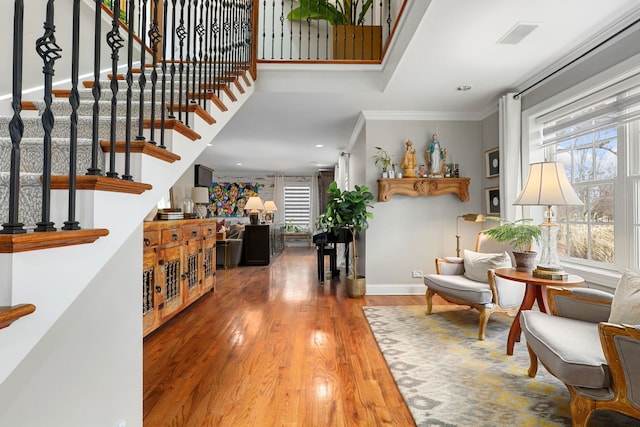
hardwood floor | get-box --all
[143,245,429,426]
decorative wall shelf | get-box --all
[377,178,470,202]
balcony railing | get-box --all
[258,0,406,62]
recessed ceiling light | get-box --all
[236,163,243,166]
[315,144,324,148]
[457,85,472,91]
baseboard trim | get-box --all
[365,283,425,295]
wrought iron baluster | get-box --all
[63,0,82,230]
[212,0,219,97]
[159,0,169,149]
[106,0,124,179]
[289,0,292,59]
[261,0,266,59]
[279,0,283,59]
[35,0,62,232]
[169,0,178,119]
[196,0,205,107]
[136,0,148,141]
[2,0,26,235]
[223,0,231,84]
[88,0,103,176]
[185,0,193,128]
[123,0,136,180]
[148,0,161,145]
[177,0,186,122]
[204,0,212,108]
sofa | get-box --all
[216,223,244,268]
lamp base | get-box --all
[249,212,259,225]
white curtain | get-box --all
[498,93,524,221]
[335,152,349,190]
[311,173,319,230]
[273,173,285,224]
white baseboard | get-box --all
[365,283,425,295]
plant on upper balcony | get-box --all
[287,0,374,26]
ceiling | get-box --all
[197,0,640,176]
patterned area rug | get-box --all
[363,305,640,427]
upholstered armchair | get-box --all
[423,231,526,340]
[520,270,640,426]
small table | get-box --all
[494,267,584,355]
[284,231,312,247]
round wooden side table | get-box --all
[494,267,584,355]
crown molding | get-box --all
[361,110,484,121]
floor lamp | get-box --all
[513,162,583,277]
[456,213,485,257]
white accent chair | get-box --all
[423,231,526,340]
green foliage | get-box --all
[287,0,374,26]
[483,217,541,253]
[320,181,374,278]
[283,220,300,232]
[373,146,392,172]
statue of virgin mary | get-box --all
[426,134,446,177]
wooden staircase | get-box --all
[0,63,255,386]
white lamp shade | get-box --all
[263,201,278,212]
[191,187,210,204]
[514,162,583,206]
[244,196,265,212]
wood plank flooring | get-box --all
[143,246,433,426]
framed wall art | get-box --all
[485,187,501,216]
[485,147,499,178]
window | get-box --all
[284,185,311,228]
[533,82,640,271]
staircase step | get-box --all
[0,116,136,141]
[30,99,167,119]
[0,137,104,175]
[0,172,44,228]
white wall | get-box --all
[0,226,143,427]
[362,116,485,294]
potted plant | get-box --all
[322,181,374,297]
[287,0,382,60]
[483,217,542,272]
[373,146,392,178]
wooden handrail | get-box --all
[0,304,36,330]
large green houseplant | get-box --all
[319,181,374,297]
[287,0,374,26]
[483,217,542,272]
[287,0,381,60]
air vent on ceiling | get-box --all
[497,23,540,45]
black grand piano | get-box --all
[313,228,353,282]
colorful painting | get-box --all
[209,182,259,217]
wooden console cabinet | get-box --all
[242,224,270,265]
[142,219,217,337]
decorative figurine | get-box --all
[426,133,447,177]
[416,164,428,178]
[400,140,417,178]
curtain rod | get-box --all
[513,17,640,99]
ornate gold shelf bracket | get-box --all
[377,178,470,202]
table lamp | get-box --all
[456,213,485,257]
[513,162,583,276]
[245,196,265,225]
[191,187,210,219]
[263,200,277,223]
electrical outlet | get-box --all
[411,270,423,278]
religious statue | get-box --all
[400,140,417,178]
[426,134,447,177]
